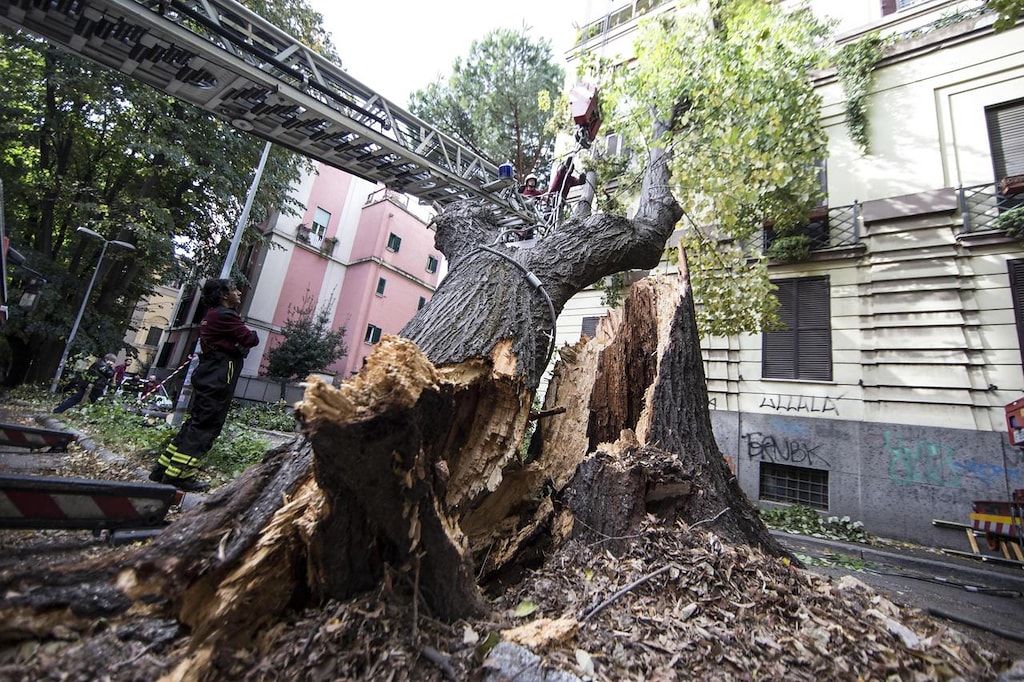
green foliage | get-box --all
[408,28,565,179]
[761,504,871,544]
[996,205,1024,239]
[202,423,271,479]
[834,33,884,155]
[684,235,781,338]
[598,0,831,337]
[262,291,346,380]
[765,234,813,263]
[230,400,297,432]
[600,272,626,308]
[988,0,1024,30]
[58,400,179,456]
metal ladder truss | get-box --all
[0,0,533,228]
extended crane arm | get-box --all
[0,0,532,226]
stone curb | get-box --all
[772,530,1024,590]
[33,413,123,465]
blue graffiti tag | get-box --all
[951,460,1024,487]
[884,431,963,488]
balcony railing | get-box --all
[748,203,862,255]
[574,0,671,46]
[365,186,409,208]
[958,181,1024,233]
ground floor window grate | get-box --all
[759,462,829,509]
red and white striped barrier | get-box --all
[0,422,77,452]
[0,474,181,530]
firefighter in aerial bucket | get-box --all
[520,173,544,197]
[569,82,602,149]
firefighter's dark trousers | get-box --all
[157,350,241,481]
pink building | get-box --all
[157,162,442,394]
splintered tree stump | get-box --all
[297,337,493,621]
[462,274,785,581]
[561,436,693,553]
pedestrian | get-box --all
[54,353,117,413]
[149,278,258,492]
[112,357,133,387]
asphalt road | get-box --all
[774,531,1024,660]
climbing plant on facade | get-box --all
[834,32,884,155]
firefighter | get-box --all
[549,156,586,199]
[53,353,117,413]
[520,173,545,197]
[149,278,258,492]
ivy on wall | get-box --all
[834,33,884,155]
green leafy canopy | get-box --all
[594,0,832,337]
[408,27,565,182]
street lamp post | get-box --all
[49,227,135,393]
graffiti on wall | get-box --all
[884,431,963,488]
[759,393,841,416]
[743,431,832,468]
[951,460,1023,488]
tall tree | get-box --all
[593,0,831,337]
[262,291,347,383]
[0,0,332,385]
[408,27,564,181]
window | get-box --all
[418,296,427,310]
[759,463,829,510]
[604,132,622,156]
[581,316,604,339]
[1009,260,1024,367]
[426,255,439,274]
[987,98,1024,206]
[376,277,387,296]
[156,341,174,368]
[386,233,402,252]
[173,287,196,326]
[144,326,162,346]
[364,324,382,344]
[762,276,832,381]
[308,207,330,248]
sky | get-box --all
[308,1,615,106]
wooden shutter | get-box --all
[987,99,1024,179]
[796,277,833,381]
[763,280,798,379]
[1009,260,1024,369]
[762,277,832,381]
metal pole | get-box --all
[170,140,272,425]
[49,241,109,393]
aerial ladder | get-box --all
[0,0,542,227]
